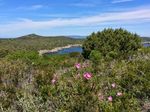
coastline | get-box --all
[38,44,82,56]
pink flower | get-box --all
[83,72,92,80]
[75,63,81,69]
[51,79,56,84]
[111,83,116,88]
[117,92,123,96]
[108,96,113,102]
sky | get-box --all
[0,0,150,38]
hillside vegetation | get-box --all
[0,29,150,112]
[141,37,150,42]
[0,34,83,58]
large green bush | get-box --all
[82,28,142,59]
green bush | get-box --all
[89,50,102,63]
[89,50,102,72]
[69,52,81,58]
[6,51,39,62]
[82,28,142,59]
[0,49,9,58]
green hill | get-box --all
[141,37,150,42]
[0,34,83,54]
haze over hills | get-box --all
[141,37,150,42]
[17,33,150,41]
[0,33,150,42]
[16,34,85,40]
[18,34,70,39]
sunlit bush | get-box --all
[82,28,142,59]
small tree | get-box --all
[82,28,142,59]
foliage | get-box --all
[69,52,81,58]
[38,52,150,111]
[82,28,142,59]
[0,32,150,112]
[0,49,9,58]
[0,35,83,56]
[141,37,150,42]
[89,50,102,64]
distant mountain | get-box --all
[141,37,150,42]
[0,34,84,52]
[17,34,76,40]
[9,34,150,42]
[18,34,47,39]
[17,34,44,39]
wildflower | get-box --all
[75,63,81,69]
[108,96,113,102]
[51,79,56,84]
[83,72,92,80]
[111,83,116,88]
[117,92,123,96]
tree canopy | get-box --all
[82,28,142,59]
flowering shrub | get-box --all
[111,83,116,88]
[108,96,113,102]
[45,60,147,112]
[75,63,81,69]
[1,48,150,111]
[83,72,92,80]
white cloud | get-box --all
[70,3,95,7]
[30,5,43,9]
[112,0,133,3]
[17,5,43,10]
[0,8,150,33]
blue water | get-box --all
[48,46,83,55]
[58,46,83,54]
[143,43,150,47]
[48,43,149,55]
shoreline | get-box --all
[38,44,82,56]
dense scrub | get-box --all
[82,28,142,59]
[0,48,150,111]
[0,31,150,111]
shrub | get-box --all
[89,50,102,72]
[69,52,81,57]
[89,50,102,63]
[6,51,39,63]
[82,28,142,59]
[0,49,9,58]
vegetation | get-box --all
[142,37,150,42]
[0,30,150,112]
[0,34,83,57]
[82,28,142,59]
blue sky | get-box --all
[0,0,150,37]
